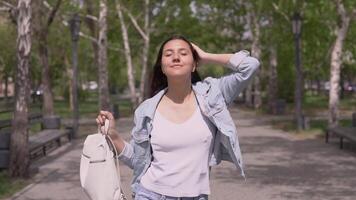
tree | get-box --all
[9,0,32,178]
[328,0,355,128]
[98,0,110,110]
[245,1,263,109]
[121,0,151,103]
[115,0,138,108]
[267,45,278,114]
[32,0,62,117]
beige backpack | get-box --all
[80,119,126,200]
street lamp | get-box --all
[292,12,305,131]
[292,12,302,38]
[69,14,80,138]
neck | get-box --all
[165,77,192,104]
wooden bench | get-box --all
[325,112,356,149]
[0,106,73,167]
[326,127,356,149]
[29,128,72,160]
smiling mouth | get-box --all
[171,64,183,68]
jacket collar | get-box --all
[140,82,210,120]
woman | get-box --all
[96,35,260,200]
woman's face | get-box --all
[161,39,196,79]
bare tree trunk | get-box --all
[138,0,150,103]
[84,0,99,78]
[250,12,262,109]
[244,11,253,107]
[98,0,110,111]
[119,0,151,101]
[39,30,54,116]
[316,77,321,95]
[9,0,31,178]
[328,0,350,128]
[294,26,304,131]
[4,73,8,101]
[115,1,137,108]
[245,84,253,107]
[64,55,73,110]
[33,0,61,117]
[267,46,278,114]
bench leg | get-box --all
[340,137,343,149]
[325,130,329,143]
[43,146,46,156]
[57,138,61,146]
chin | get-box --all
[166,73,191,80]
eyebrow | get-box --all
[163,48,189,53]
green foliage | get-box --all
[0,22,16,78]
[0,171,29,199]
[0,0,355,114]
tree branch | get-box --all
[80,14,98,22]
[42,0,121,53]
[0,0,15,9]
[272,2,289,22]
[121,5,148,41]
[47,0,62,27]
[352,8,356,20]
[1,0,17,24]
[0,6,10,11]
[43,0,97,23]
[60,18,122,53]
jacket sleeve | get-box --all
[218,50,260,105]
[116,115,137,169]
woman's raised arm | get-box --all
[191,43,260,105]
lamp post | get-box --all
[69,13,80,138]
[292,12,304,131]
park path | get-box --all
[6,107,356,200]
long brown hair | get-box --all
[149,35,201,97]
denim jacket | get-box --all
[118,50,260,193]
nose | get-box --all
[172,53,180,62]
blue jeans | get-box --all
[134,183,208,200]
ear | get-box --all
[192,63,197,72]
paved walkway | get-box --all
[6,107,356,200]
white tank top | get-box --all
[140,103,215,197]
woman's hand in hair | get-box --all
[191,43,208,64]
[192,42,233,66]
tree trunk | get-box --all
[39,30,54,116]
[267,46,278,114]
[245,84,253,107]
[4,73,8,101]
[84,0,99,81]
[294,28,304,131]
[9,0,31,178]
[340,74,344,99]
[33,0,61,117]
[65,55,73,110]
[250,13,262,109]
[98,0,110,111]
[138,0,150,103]
[116,2,137,108]
[328,0,350,128]
[316,77,321,95]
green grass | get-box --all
[303,92,356,111]
[54,99,133,118]
[303,92,329,109]
[272,119,352,133]
[260,92,356,117]
[0,171,29,199]
[0,98,133,121]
